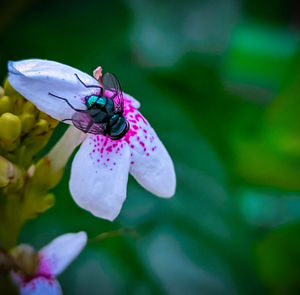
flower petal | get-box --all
[69,135,131,221]
[124,107,176,198]
[38,232,87,276]
[8,59,100,121]
[123,93,140,109]
[19,277,62,295]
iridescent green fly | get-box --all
[49,72,129,140]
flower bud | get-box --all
[20,113,35,133]
[39,112,58,129]
[0,113,22,141]
[23,101,37,115]
[0,156,10,187]
[0,96,11,114]
[0,86,4,97]
[10,244,39,276]
[31,119,49,135]
[3,79,16,97]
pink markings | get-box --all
[37,255,52,277]
[135,113,148,125]
[87,98,157,170]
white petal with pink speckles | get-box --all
[123,106,176,197]
[69,135,131,221]
[123,93,140,109]
[19,277,62,295]
[39,232,87,276]
[8,59,99,121]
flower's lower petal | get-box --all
[124,109,176,198]
[19,277,62,295]
[69,135,131,221]
[38,232,87,276]
[8,59,100,121]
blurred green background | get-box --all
[1,0,300,294]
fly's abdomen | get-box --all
[108,115,129,140]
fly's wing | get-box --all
[8,59,100,121]
[102,72,124,113]
[72,112,106,135]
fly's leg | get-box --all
[75,73,102,89]
[48,92,86,112]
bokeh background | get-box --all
[1,0,300,294]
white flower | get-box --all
[8,59,176,221]
[11,232,87,295]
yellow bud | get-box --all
[31,119,49,135]
[1,137,20,152]
[0,113,22,141]
[0,86,4,97]
[39,112,58,129]
[20,113,35,133]
[0,156,9,187]
[0,96,12,114]
[10,244,39,276]
[3,79,17,97]
[12,96,25,115]
[23,101,37,115]
[31,158,64,190]
[40,193,55,212]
